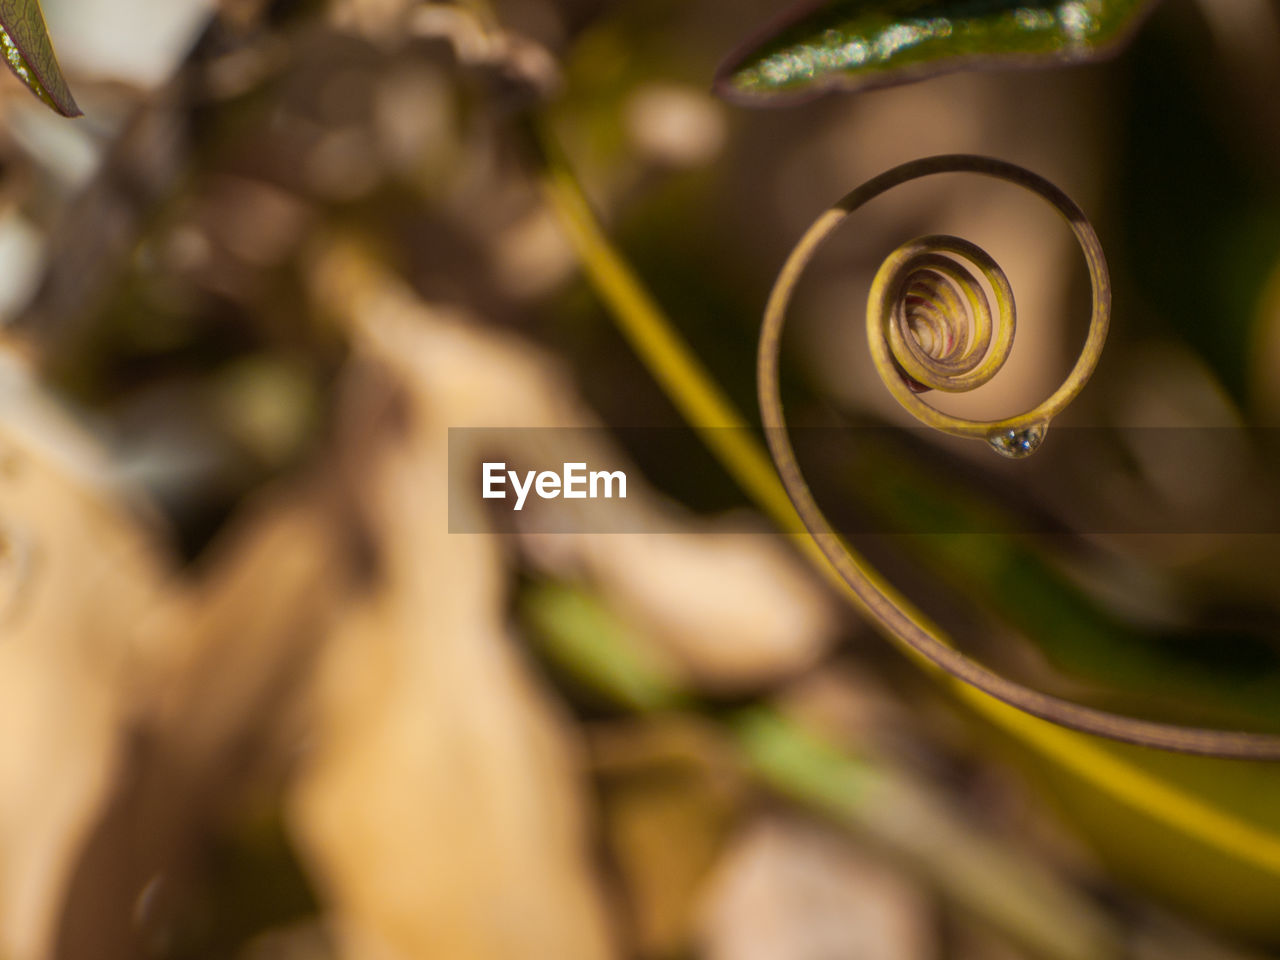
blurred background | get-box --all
[1,0,1280,957]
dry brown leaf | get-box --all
[0,355,170,960]
[53,477,352,960]
[290,245,617,960]
[288,240,846,959]
[0,347,353,960]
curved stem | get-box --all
[759,154,1280,759]
[535,124,1280,878]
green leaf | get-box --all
[520,581,688,713]
[0,0,80,116]
[716,0,1160,104]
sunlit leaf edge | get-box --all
[714,0,1164,106]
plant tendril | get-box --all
[759,154,1280,759]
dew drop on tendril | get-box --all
[987,422,1047,459]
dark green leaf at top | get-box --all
[0,0,81,117]
[716,0,1160,105]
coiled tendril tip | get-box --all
[758,154,1280,759]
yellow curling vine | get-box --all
[537,132,1280,877]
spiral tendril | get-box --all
[877,236,1012,392]
[758,154,1280,759]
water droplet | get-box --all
[987,422,1047,459]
